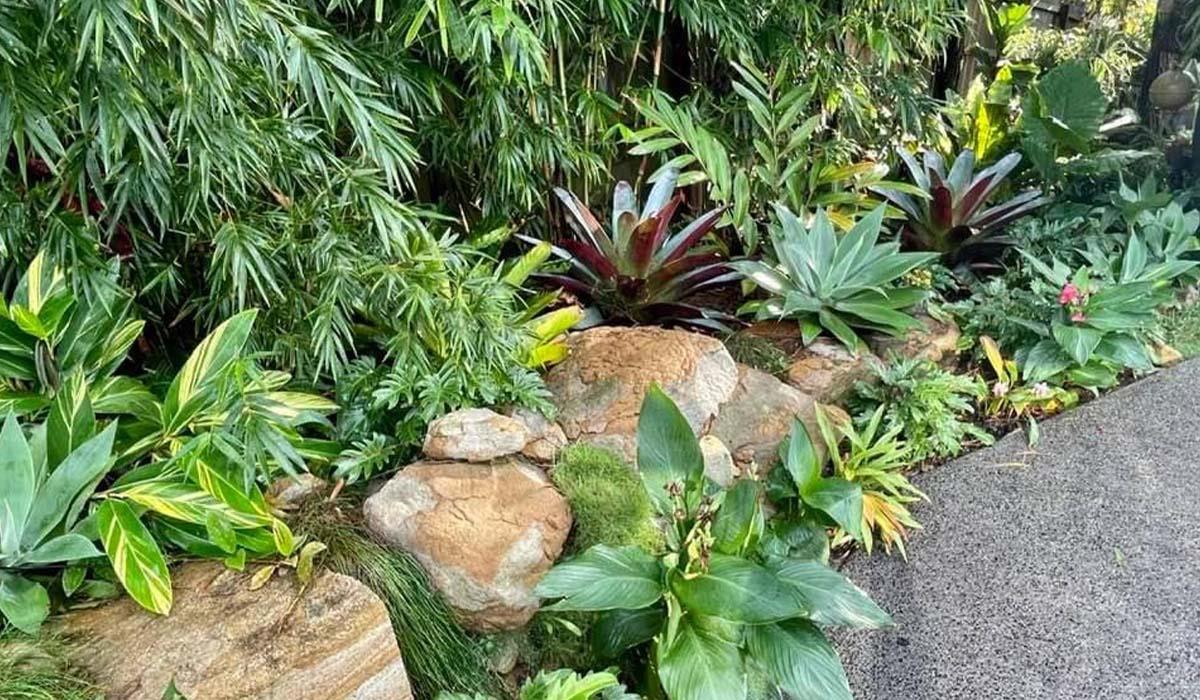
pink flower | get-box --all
[1059,283,1081,306]
[1070,310,1087,323]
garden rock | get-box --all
[699,435,736,487]
[363,458,572,632]
[267,473,328,509]
[545,326,739,459]
[58,562,410,700]
[423,408,530,462]
[786,337,878,403]
[867,314,960,366]
[710,364,840,472]
[510,407,568,463]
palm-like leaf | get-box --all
[734,206,936,352]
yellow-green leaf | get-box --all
[97,499,172,615]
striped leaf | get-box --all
[98,499,173,615]
[190,454,271,519]
[162,310,257,433]
[47,373,96,470]
[113,478,272,529]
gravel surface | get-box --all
[835,360,1200,699]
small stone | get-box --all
[484,632,522,674]
[510,407,568,463]
[1153,341,1184,367]
[363,457,572,632]
[57,562,411,700]
[868,314,961,367]
[267,473,328,509]
[423,408,530,462]
[787,337,878,403]
[699,435,736,487]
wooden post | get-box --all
[1138,0,1179,121]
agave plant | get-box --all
[530,169,740,332]
[734,206,937,352]
[872,149,1049,269]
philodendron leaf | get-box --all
[780,418,821,492]
[0,571,50,634]
[1051,322,1103,367]
[536,545,663,611]
[745,619,852,700]
[670,554,807,624]
[657,615,747,700]
[801,477,864,541]
[0,413,35,555]
[772,559,892,629]
[637,384,704,515]
[592,605,665,659]
[98,499,173,615]
[711,479,764,556]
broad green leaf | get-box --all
[781,418,821,491]
[670,554,806,624]
[98,499,173,615]
[0,571,50,634]
[592,605,665,659]
[1051,322,1104,367]
[162,310,257,431]
[711,479,764,556]
[536,545,663,611]
[46,372,96,470]
[772,559,891,629]
[637,385,704,515]
[657,615,747,700]
[801,477,864,540]
[295,541,327,583]
[745,619,852,700]
[205,512,237,554]
[0,413,35,555]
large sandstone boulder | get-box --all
[423,408,529,462]
[363,458,571,632]
[710,364,841,472]
[787,337,878,403]
[545,326,739,459]
[58,562,410,700]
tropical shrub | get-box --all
[625,63,912,253]
[734,206,936,352]
[978,336,1078,419]
[533,170,739,331]
[852,356,993,461]
[873,149,1049,271]
[1016,235,1197,388]
[537,386,891,700]
[1018,62,1109,185]
[813,407,926,558]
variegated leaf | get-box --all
[97,499,172,615]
